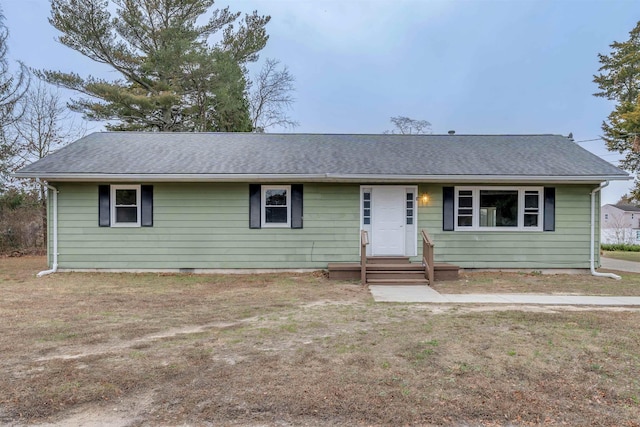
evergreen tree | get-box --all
[40,0,269,132]
[594,21,640,198]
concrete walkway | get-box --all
[600,256,640,273]
[369,285,640,305]
[370,257,640,305]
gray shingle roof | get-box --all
[15,132,629,182]
[610,203,640,212]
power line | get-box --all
[574,133,640,144]
[598,153,623,157]
[574,137,603,143]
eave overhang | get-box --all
[12,172,632,184]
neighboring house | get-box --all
[601,203,640,244]
[14,132,629,273]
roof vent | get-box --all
[448,130,455,135]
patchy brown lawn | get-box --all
[432,270,640,296]
[1,256,639,426]
[602,250,640,263]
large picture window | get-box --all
[455,187,543,231]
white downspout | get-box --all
[36,180,58,277]
[590,181,621,280]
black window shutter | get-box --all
[443,186,454,231]
[249,184,261,229]
[141,185,153,227]
[291,184,303,229]
[543,187,555,231]
[98,185,110,227]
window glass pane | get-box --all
[459,196,473,208]
[479,190,518,227]
[265,189,287,206]
[265,206,288,223]
[116,206,137,223]
[524,214,538,227]
[525,192,539,209]
[363,191,372,226]
[116,189,137,205]
[406,191,414,225]
[457,190,474,228]
[458,216,472,227]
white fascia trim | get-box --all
[12,173,632,183]
[325,174,633,183]
[13,173,327,182]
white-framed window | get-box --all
[111,185,141,227]
[454,186,543,231]
[362,189,371,225]
[261,185,291,227]
[406,191,414,225]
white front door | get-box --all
[371,186,406,256]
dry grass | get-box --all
[432,269,640,296]
[602,251,640,262]
[1,256,640,426]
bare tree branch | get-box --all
[249,58,298,132]
[10,80,86,244]
[0,9,30,189]
[384,116,432,135]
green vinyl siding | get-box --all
[416,184,599,269]
[48,182,599,270]
[52,182,360,269]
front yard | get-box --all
[1,256,639,426]
[602,250,640,263]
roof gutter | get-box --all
[590,182,620,280]
[35,179,58,277]
[11,172,632,184]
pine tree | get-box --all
[594,21,640,198]
[40,0,269,132]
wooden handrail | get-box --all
[421,229,435,285]
[360,230,369,286]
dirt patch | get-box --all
[2,257,640,426]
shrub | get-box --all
[0,189,43,254]
[600,243,640,252]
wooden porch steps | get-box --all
[367,277,429,286]
[328,259,460,283]
[365,256,412,264]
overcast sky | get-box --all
[2,0,639,203]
